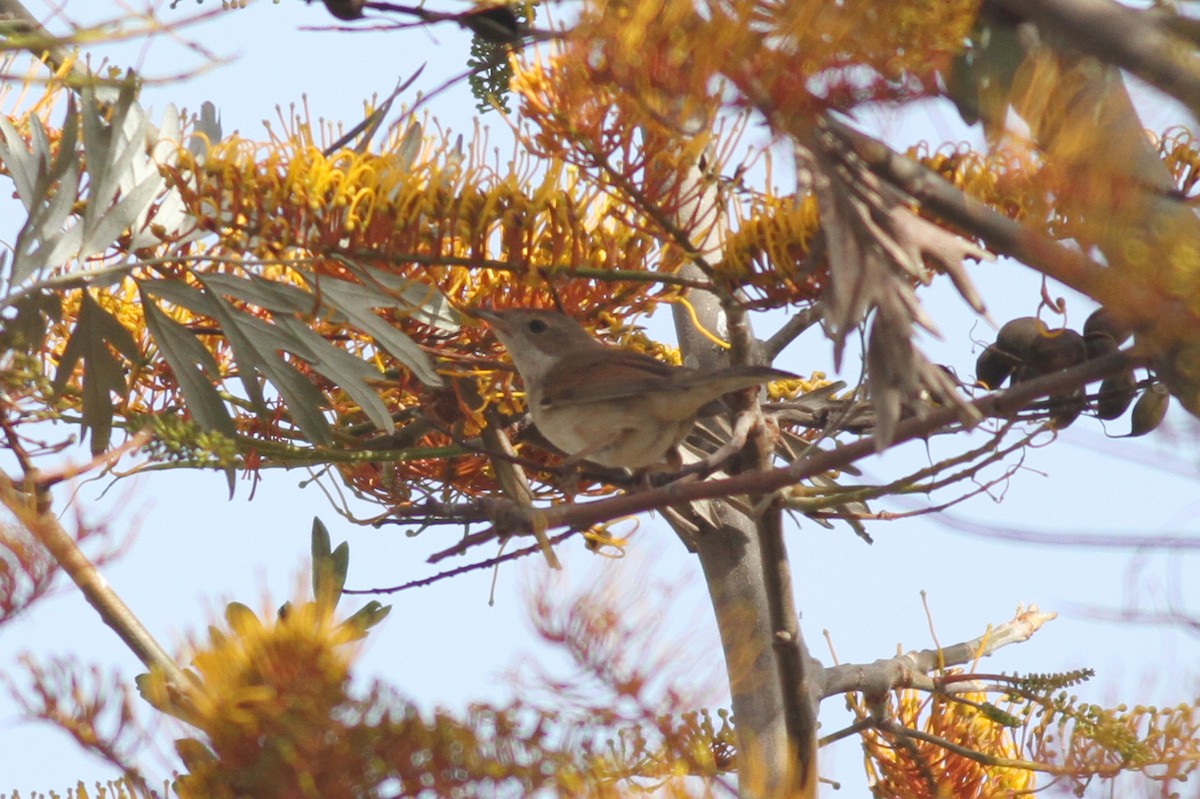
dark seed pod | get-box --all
[1049,388,1086,428]
[995,317,1048,359]
[1017,327,1087,381]
[1128,382,1170,437]
[320,0,365,20]
[1083,307,1132,346]
[976,344,1017,389]
[1096,371,1137,419]
[460,5,523,43]
[1084,331,1120,362]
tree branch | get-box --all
[0,0,71,74]
[763,307,822,362]
[428,347,1138,558]
[822,603,1058,698]
[664,149,809,797]
[339,248,717,292]
[822,116,1194,330]
[756,502,819,794]
[0,473,189,692]
[988,0,1200,114]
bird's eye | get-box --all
[527,319,548,334]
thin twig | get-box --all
[343,529,576,595]
[337,248,718,292]
[763,307,822,361]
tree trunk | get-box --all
[667,167,817,798]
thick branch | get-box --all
[666,153,809,797]
[0,0,69,73]
[823,117,1195,330]
[989,0,1200,114]
[822,603,1058,698]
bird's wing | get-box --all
[673,365,795,393]
[541,350,681,406]
[544,359,792,408]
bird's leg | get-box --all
[642,447,687,488]
[656,410,758,484]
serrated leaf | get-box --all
[146,274,398,441]
[321,292,441,389]
[130,184,192,250]
[138,278,221,316]
[229,307,323,362]
[78,172,162,262]
[0,288,61,352]
[79,88,160,260]
[314,262,454,388]
[272,315,393,431]
[205,291,333,445]
[91,300,140,364]
[140,289,236,437]
[332,258,460,332]
[0,112,39,209]
[144,278,341,442]
[53,292,141,454]
[155,104,182,162]
[81,84,143,221]
[240,352,333,444]
[20,156,81,266]
[117,102,161,190]
[187,101,222,162]
[202,272,315,315]
[80,85,116,196]
[241,311,389,431]
[6,98,83,286]
[173,282,269,411]
[27,110,51,165]
[3,86,182,287]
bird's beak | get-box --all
[465,307,507,332]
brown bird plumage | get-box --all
[474,308,793,469]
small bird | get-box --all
[472,308,794,469]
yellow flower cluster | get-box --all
[858,682,1035,798]
[565,0,980,122]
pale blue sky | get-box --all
[2,2,1199,796]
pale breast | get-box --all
[532,401,693,468]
